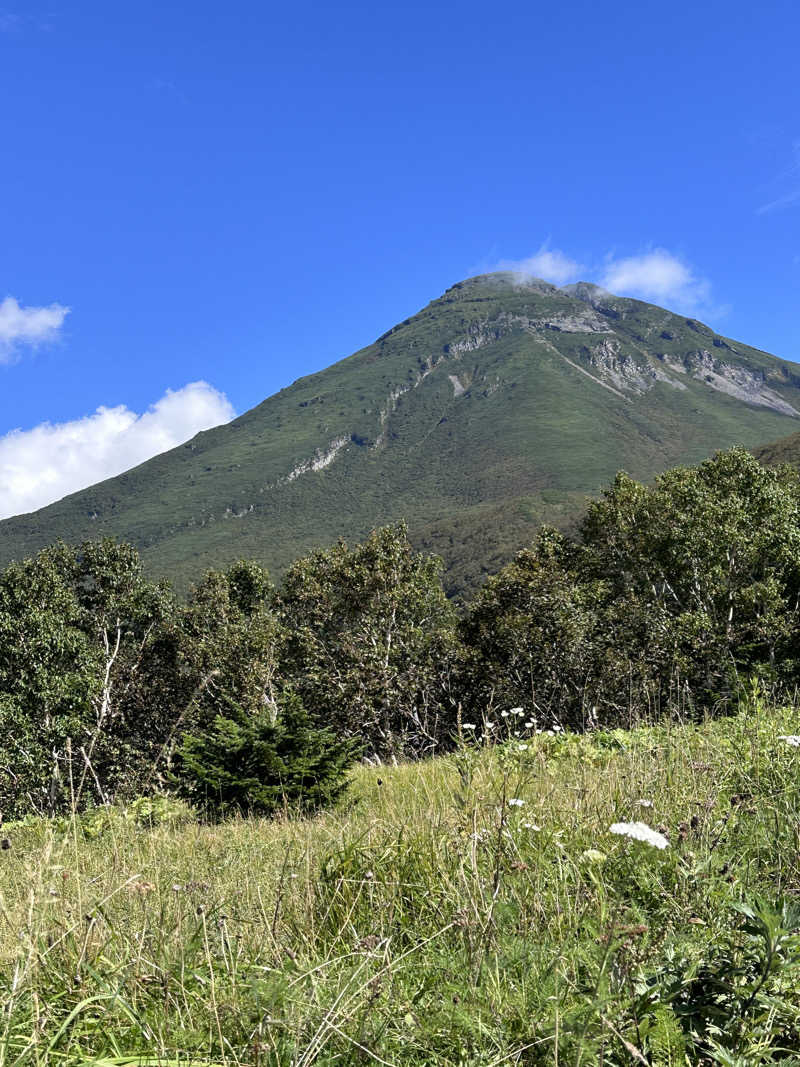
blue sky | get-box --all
[1,0,799,515]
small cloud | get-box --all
[599,249,714,315]
[496,245,584,286]
[0,381,235,519]
[0,296,70,361]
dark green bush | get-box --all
[172,690,361,819]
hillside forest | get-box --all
[4,445,800,822]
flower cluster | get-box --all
[609,821,669,850]
[460,706,565,746]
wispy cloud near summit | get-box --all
[497,246,584,286]
[491,245,720,318]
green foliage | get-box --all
[582,448,800,698]
[0,538,179,816]
[173,690,361,818]
[461,448,800,725]
[0,528,460,819]
[177,559,282,735]
[460,526,602,725]
[279,523,460,756]
[636,898,800,1061]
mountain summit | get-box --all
[2,273,800,596]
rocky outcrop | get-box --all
[685,351,800,416]
[285,435,351,482]
[445,310,612,358]
[582,339,686,395]
[448,374,466,397]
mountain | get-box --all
[2,272,800,598]
[753,430,800,470]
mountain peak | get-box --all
[441,272,560,297]
[1,277,799,599]
[560,281,612,305]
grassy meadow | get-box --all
[3,701,800,1065]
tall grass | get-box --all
[2,700,800,1064]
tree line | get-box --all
[3,447,799,819]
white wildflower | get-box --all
[609,821,669,850]
[581,848,607,865]
[638,799,654,808]
[462,723,476,731]
[510,707,524,717]
[501,710,510,717]
[522,821,541,831]
[508,798,525,807]
[779,734,800,747]
[546,729,555,736]
[485,721,496,730]
[524,721,535,729]
[517,743,529,751]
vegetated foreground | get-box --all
[4,702,800,1065]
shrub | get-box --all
[172,690,361,819]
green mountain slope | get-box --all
[2,272,800,597]
[753,429,800,469]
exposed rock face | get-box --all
[446,309,613,358]
[448,374,466,397]
[447,321,511,356]
[285,435,350,482]
[685,350,800,417]
[438,313,799,416]
[581,338,685,395]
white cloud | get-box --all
[0,296,69,360]
[492,244,719,316]
[497,246,584,286]
[599,249,713,314]
[0,381,235,519]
